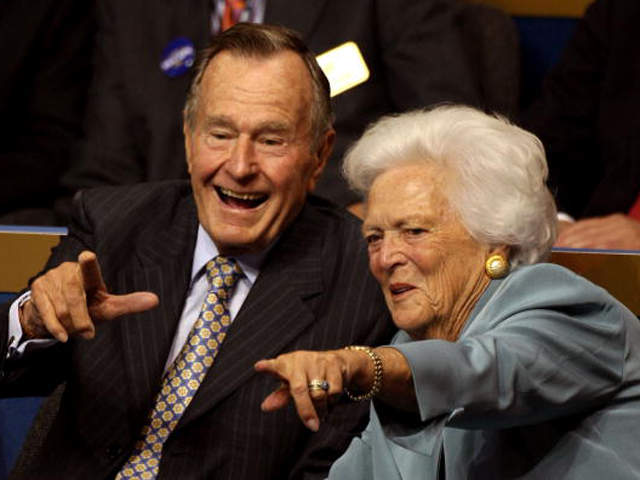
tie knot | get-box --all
[205,256,242,293]
[226,0,246,11]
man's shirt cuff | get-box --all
[557,212,575,223]
[7,291,56,359]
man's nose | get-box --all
[226,136,257,179]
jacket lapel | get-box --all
[178,203,325,427]
[117,194,199,415]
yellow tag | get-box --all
[316,42,370,97]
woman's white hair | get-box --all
[343,104,557,266]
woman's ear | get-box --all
[484,246,511,279]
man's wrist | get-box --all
[19,299,50,340]
[8,292,30,354]
[8,291,58,359]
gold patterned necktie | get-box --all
[116,256,243,480]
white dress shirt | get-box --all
[163,224,264,369]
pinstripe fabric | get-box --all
[1,181,395,480]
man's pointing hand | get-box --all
[20,251,159,342]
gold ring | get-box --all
[308,379,330,392]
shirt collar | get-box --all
[191,224,266,286]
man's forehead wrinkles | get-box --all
[255,121,291,132]
[203,114,292,133]
[204,115,234,128]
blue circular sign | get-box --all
[160,37,196,78]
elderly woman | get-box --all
[255,105,640,479]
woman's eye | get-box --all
[365,234,382,245]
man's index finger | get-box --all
[78,250,107,295]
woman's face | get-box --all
[363,163,491,341]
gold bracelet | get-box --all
[343,346,383,401]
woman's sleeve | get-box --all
[326,406,376,480]
[393,264,636,429]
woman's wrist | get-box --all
[343,345,383,401]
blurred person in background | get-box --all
[523,0,640,250]
[0,0,94,225]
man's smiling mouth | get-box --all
[216,186,268,209]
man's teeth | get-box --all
[219,187,263,201]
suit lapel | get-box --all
[265,0,328,39]
[118,194,199,414]
[178,203,325,427]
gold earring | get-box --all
[485,254,509,279]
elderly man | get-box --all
[0,24,393,479]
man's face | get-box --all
[185,51,334,255]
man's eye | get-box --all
[261,137,284,146]
[211,132,230,140]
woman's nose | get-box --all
[378,234,406,270]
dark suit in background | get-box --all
[522,0,640,219]
[0,0,94,225]
[62,0,480,209]
[0,181,395,479]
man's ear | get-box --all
[183,120,193,174]
[307,128,335,192]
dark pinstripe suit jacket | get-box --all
[0,181,395,479]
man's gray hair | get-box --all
[183,22,333,150]
[343,105,557,266]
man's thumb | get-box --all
[95,292,159,321]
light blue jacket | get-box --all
[329,263,640,479]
